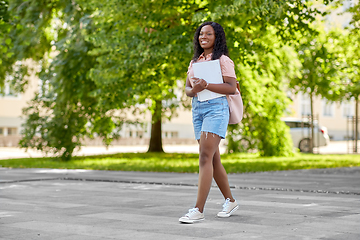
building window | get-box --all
[343,101,354,118]
[163,131,178,138]
[0,128,3,135]
[322,100,334,117]
[1,79,18,97]
[134,131,143,138]
[7,128,17,135]
[137,131,143,138]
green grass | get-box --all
[1,152,360,173]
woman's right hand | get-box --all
[185,76,207,97]
[191,77,207,94]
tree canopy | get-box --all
[0,0,340,159]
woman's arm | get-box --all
[192,76,237,95]
[185,76,196,97]
[208,76,237,95]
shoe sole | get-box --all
[179,217,205,224]
[217,204,239,218]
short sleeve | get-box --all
[187,60,194,75]
[220,55,236,78]
[187,60,195,87]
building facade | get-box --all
[286,92,358,141]
[0,62,39,147]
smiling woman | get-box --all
[180,22,239,224]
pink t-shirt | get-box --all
[187,53,236,87]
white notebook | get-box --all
[192,59,225,102]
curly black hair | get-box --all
[193,22,229,62]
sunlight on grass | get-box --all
[1,152,359,173]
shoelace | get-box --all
[185,208,200,218]
[222,198,231,212]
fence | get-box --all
[301,114,320,154]
[347,116,360,154]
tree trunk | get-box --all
[147,100,164,152]
[355,97,359,153]
[310,93,314,154]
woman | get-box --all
[179,22,239,224]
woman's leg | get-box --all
[195,132,221,213]
[212,147,235,202]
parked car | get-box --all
[282,118,330,152]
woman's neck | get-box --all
[203,49,213,59]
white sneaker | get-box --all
[217,198,239,218]
[179,208,205,223]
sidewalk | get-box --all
[1,167,359,239]
[0,145,215,160]
[0,141,354,160]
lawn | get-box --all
[1,152,359,173]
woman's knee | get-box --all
[199,152,213,167]
[198,132,221,167]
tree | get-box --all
[0,0,24,93]
[289,24,341,153]
[342,1,360,152]
[227,28,300,156]
[86,0,195,152]
[2,0,129,160]
[342,33,360,152]
[0,0,11,87]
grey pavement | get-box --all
[1,167,360,240]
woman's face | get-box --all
[199,25,215,51]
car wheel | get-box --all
[299,138,311,153]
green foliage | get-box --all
[290,24,342,100]
[343,1,360,100]
[288,23,344,153]
[0,0,13,90]
[206,0,328,156]
[85,0,197,151]
[89,0,323,156]
[2,0,338,159]
[225,25,300,156]
[1,0,58,93]
[9,0,127,160]
[226,40,297,156]
[343,32,360,99]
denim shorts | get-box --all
[192,96,229,140]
